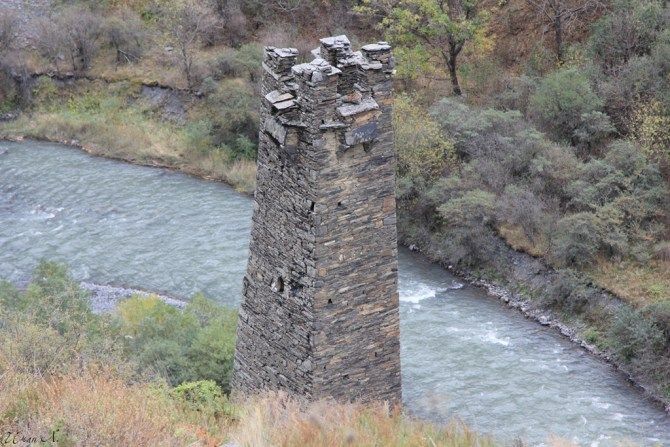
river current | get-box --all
[1,141,668,446]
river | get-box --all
[1,141,668,446]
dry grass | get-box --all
[0,368,497,447]
[0,370,217,446]
[222,159,257,193]
[498,224,548,258]
[89,51,186,89]
[497,224,669,307]
[589,258,670,307]
[230,393,494,447]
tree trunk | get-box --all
[554,12,563,62]
[447,45,462,96]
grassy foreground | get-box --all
[0,262,492,446]
[0,371,496,446]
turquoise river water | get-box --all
[1,141,668,446]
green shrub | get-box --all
[609,306,665,361]
[590,0,666,72]
[0,262,238,393]
[171,380,226,415]
[185,119,215,155]
[0,262,121,376]
[17,261,93,336]
[544,269,597,314]
[197,79,258,157]
[497,184,547,243]
[210,43,262,81]
[431,98,524,158]
[550,212,603,267]
[492,75,537,115]
[117,293,237,391]
[232,135,257,160]
[436,190,499,266]
[395,94,454,180]
[31,77,60,110]
[643,300,670,339]
[572,111,615,153]
[530,67,604,142]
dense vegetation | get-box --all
[392,0,670,399]
[0,262,496,446]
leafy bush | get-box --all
[590,0,666,72]
[643,300,670,339]
[436,189,499,265]
[394,94,454,180]
[210,43,263,81]
[572,111,615,154]
[0,263,237,393]
[492,75,537,115]
[117,293,237,391]
[550,212,603,267]
[632,100,670,167]
[497,185,547,244]
[3,261,93,337]
[609,306,665,361]
[530,68,604,142]
[543,269,597,314]
[171,380,227,415]
[195,79,258,160]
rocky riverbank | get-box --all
[81,282,187,314]
[405,240,670,413]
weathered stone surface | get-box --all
[233,36,400,404]
[337,98,379,117]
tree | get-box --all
[36,6,103,74]
[62,6,103,72]
[394,93,454,179]
[358,0,488,95]
[165,0,218,90]
[104,7,147,66]
[34,17,66,74]
[0,9,18,57]
[525,0,605,62]
[273,0,304,30]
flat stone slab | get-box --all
[337,98,379,117]
[265,90,294,104]
[361,42,391,53]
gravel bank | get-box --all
[81,282,187,314]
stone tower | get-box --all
[232,35,400,403]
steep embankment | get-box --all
[0,76,257,192]
[398,219,670,411]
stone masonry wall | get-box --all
[232,36,401,403]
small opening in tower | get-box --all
[374,352,379,358]
[271,276,284,293]
[327,298,333,305]
[310,201,315,212]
